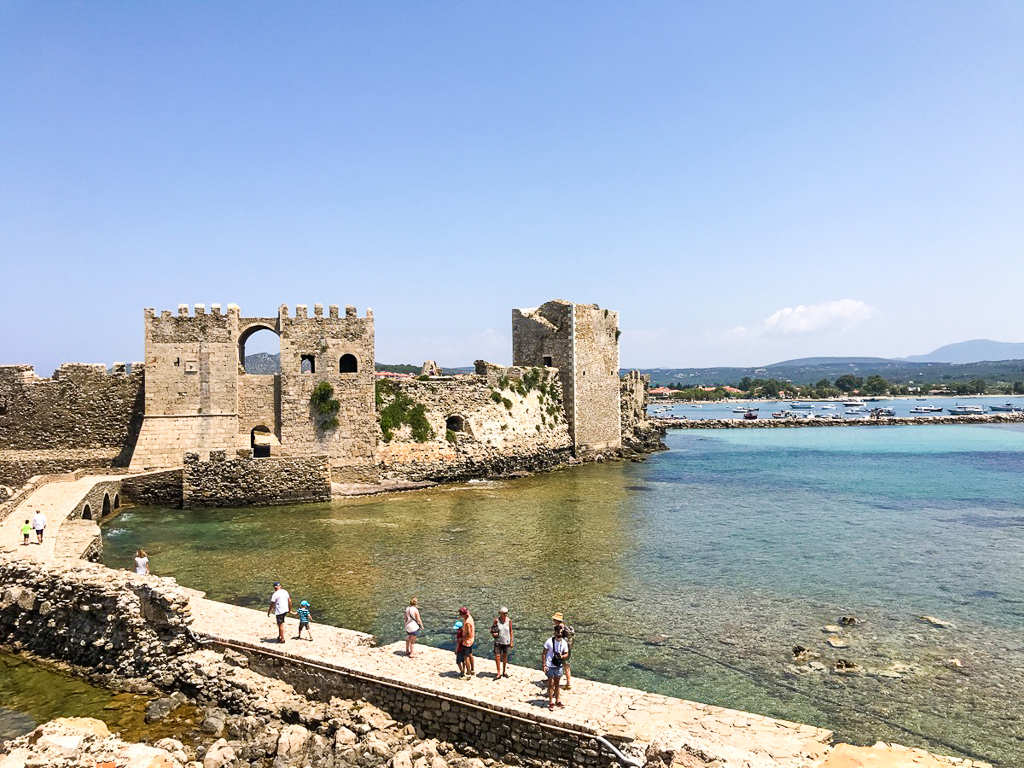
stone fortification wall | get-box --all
[0,448,123,489]
[0,556,194,678]
[621,371,666,452]
[275,304,377,475]
[512,299,622,454]
[0,363,144,485]
[120,468,184,507]
[131,304,242,469]
[238,373,279,440]
[375,366,572,483]
[182,451,332,508]
[570,304,621,452]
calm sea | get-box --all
[98,424,1024,764]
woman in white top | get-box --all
[541,626,570,709]
[404,597,423,657]
[134,549,150,575]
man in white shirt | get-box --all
[31,512,46,544]
[267,582,292,643]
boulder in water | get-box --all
[826,635,848,648]
[920,615,954,628]
[839,615,861,625]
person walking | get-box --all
[296,600,314,641]
[491,607,513,679]
[404,597,423,657]
[456,606,475,678]
[267,581,292,643]
[552,612,575,689]
[31,511,46,544]
[20,520,31,546]
[541,625,569,710]
[134,549,150,575]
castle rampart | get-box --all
[513,300,622,454]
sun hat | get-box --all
[300,600,309,606]
[499,606,508,614]
[551,612,564,622]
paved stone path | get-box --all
[0,473,991,768]
[0,475,127,560]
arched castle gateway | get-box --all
[129,303,377,482]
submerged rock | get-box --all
[839,615,861,625]
[826,635,848,648]
[920,615,955,628]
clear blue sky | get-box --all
[2,2,1022,374]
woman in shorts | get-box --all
[541,625,569,710]
[404,597,423,657]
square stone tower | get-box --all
[512,299,621,453]
[130,303,377,481]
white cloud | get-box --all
[729,299,876,339]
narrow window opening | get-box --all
[301,355,316,374]
[446,415,465,433]
[339,354,358,373]
[251,426,273,458]
[543,356,553,367]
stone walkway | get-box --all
[0,473,991,768]
[188,601,986,768]
[0,475,127,560]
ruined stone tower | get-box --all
[512,300,621,454]
[130,303,377,482]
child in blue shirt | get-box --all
[296,600,313,641]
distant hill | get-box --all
[244,352,279,374]
[905,339,1024,364]
[630,359,1024,387]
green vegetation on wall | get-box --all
[375,380,434,443]
[310,381,340,431]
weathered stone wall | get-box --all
[375,368,572,483]
[512,300,621,454]
[182,452,332,508]
[237,372,280,444]
[620,371,666,452]
[120,468,184,508]
[276,304,377,479]
[0,556,194,678]
[0,448,122,488]
[0,364,144,476]
[513,301,575,444]
[218,641,630,768]
[570,304,621,452]
[131,304,243,468]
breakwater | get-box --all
[654,413,1024,429]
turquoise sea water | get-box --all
[98,424,1024,764]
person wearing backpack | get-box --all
[541,625,569,710]
[491,606,514,679]
[552,612,575,689]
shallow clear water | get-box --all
[0,654,180,742]
[101,424,1024,765]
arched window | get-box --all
[446,415,465,433]
[102,494,112,517]
[301,355,316,374]
[339,354,358,373]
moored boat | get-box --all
[947,404,985,416]
[988,402,1022,412]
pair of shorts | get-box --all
[299,621,310,629]
[494,643,510,655]
[456,645,473,664]
[275,613,287,625]
[545,667,563,679]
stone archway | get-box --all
[238,323,281,373]
[82,504,92,520]
[102,493,112,517]
[251,425,273,458]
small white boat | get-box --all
[947,404,985,416]
[821,404,836,410]
[910,405,943,413]
[871,407,896,417]
[841,400,863,408]
[789,403,814,410]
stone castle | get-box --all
[0,299,661,502]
